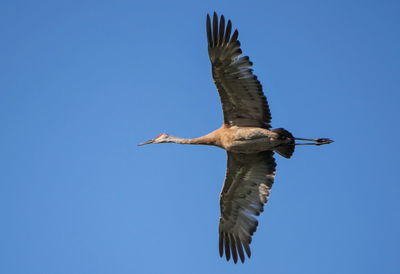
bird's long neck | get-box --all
[167,132,218,146]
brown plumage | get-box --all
[139,13,333,263]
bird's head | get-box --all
[138,133,171,146]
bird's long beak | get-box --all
[138,139,154,146]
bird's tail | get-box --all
[272,128,295,159]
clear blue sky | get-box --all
[1,1,399,273]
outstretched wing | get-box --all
[207,13,272,129]
[219,151,276,263]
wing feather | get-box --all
[207,13,272,128]
[219,151,276,263]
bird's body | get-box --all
[139,13,333,264]
[219,126,284,153]
[157,125,293,154]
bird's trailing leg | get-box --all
[295,137,334,146]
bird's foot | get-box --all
[315,138,334,146]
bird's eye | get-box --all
[156,133,166,138]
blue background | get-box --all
[1,1,399,273]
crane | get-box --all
[138,13,333,263]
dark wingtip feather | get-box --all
[218,15,225,46]
[243,241,251,258]
[229,234,238,263]
[206,14,212,46]
[235,236,245,263]
[230,29,239,43]
[224,233,231,261]
[224,20,232,45]
[219,232,224,257]
[213,12,218,47]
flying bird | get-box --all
[139,13,333,263]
